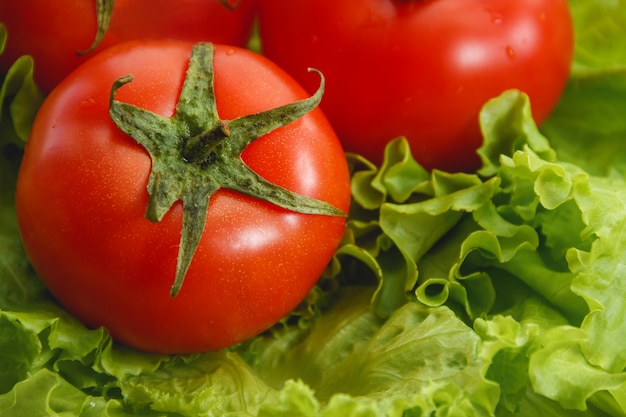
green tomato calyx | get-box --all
[109,42,345,298]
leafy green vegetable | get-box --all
[541,0,626,176]
[0,24,43,148]
[3,1,626,416]
[568,0,626,74]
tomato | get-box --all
[258,0,574,171]
[0,0,258,93]
[15,40,351,354]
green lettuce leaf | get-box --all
[324,88,626,415]
[540,71,626,177]
[0,24,43,147]
[540,0,626,176]
[568,0,626,74]
[251,287,501,417]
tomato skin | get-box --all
[0,0,258,93]
[259,0,574,171]
[15,40,350,354]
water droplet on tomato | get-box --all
[226,48,236,56]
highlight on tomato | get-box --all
[258,0,574,172]
[0,0,258,93]
[15,39,351,354]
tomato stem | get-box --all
[218,0,242,10]
[182,121,232,165]
[109,42,345,297]
[77,0,114,56]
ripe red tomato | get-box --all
[15,40,350,354]
[0,0,258,93]
[259,0,574,171]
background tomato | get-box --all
[0,0,258,93]
[259,0,574,171]
[15,40,350,354]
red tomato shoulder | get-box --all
[0,0,258,93]
[259,0,574,171]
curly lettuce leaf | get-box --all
[0,24,43,147]
[333,88,626,415]
[0,22,46,310]
[0,286,505,417]
[250,287,500,417]
[540,0,626,176]
[568,0,626,74]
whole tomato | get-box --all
[0,0,258,93]
[259,0,574,171]
[15,40,350,354]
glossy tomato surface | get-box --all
[15,40,350,354]
[259,0,574,171]
[0,0,258,93]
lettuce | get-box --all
[2,1,626,416]
[541,0,626,177]
[0,24,43,148]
